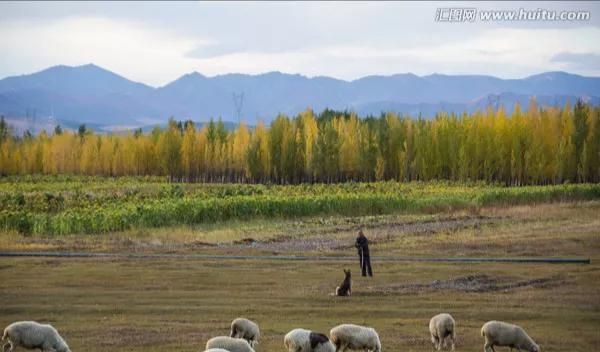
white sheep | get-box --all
[206,336,255,352]
[429,313,456,351]
[230,318,260,348]
[329,324,381,352]
[2,321,71,352]
[284,328,336,352]
[481,321,540,352]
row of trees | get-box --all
[1,100,599,184]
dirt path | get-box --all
[0,251,590,263]
[225,215,504,252]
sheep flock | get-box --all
[4,315,542,352]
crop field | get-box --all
[0,182,599,352]
[1,176,599,236]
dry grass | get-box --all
[0,201,599,352]
[0,258,598,352]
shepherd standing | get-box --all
[355,229,373,277]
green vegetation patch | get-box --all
[1,178,599,236]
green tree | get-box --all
[573,100,589,181]
[268,115,293,183]
[78,124,88,139]
[558,103,576,183]
[0,116,9,143]
[181,121,199,181]
[158,118,183,181]
[314,121,340,182]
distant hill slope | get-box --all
[1,64,599,131]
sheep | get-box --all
[230,318,260,348]
[334,269,352,296]
[206,336,255,352]
[203,349,231,352]
[429,313,456,351]
[284,328,336,352]
[329,324,381,352]
[481,321,540,352]
[2,321,71,352]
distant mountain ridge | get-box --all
[1,64,599,132]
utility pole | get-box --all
[232,92,244,125]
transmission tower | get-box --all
[232,92,244,124]
[487,94,500,110]
[48,106,56,132]
[31,108,37,133]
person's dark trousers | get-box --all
[360,252,373,277]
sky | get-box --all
[1,1,599,86]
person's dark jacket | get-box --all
[355,235,370,256]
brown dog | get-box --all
[334,269,352,296]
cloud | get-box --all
[185,43,293,60]
[0,17,212,86]
[1,5,600,85]
[183,26,600,79]
[550,52,600,70]
[186,45,235,59]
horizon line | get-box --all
[1,62,597,89]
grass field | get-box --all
[1,201,599,352]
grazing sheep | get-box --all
[230,318,260,348]
[206,336,255,352]
[334,269,352,296]
[2,321,71,352]
[429,313,456,351]
[329,324,381,352]
[481,321,540,352]
[284,328,336,352]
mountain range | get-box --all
[1,64,599,132]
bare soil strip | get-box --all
[364,274,566,295]
[0,251,590,263]
[226,215,503,251]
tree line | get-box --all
[0,100,599,185]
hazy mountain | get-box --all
[0,64,154,125]
[0,64,152,98]
[1,64,599,132]
[355,93,600,118]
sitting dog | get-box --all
[334,269,352,296]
